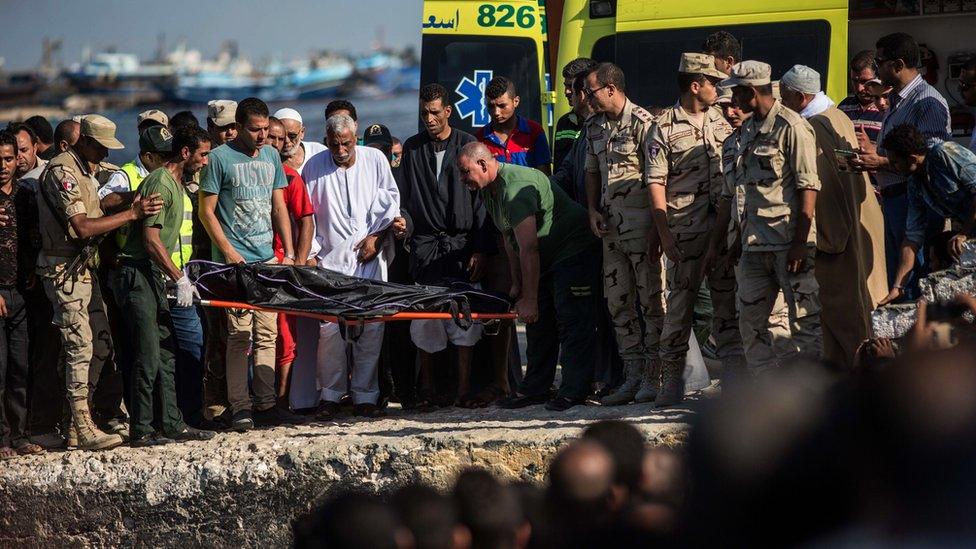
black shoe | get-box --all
[315,401,342,421]
[354,403,387,418]
[200,409,233,431]
[172,426,217,442]
[231,410,254,432]
[498,393,550,409]
[130,433,176,447]
[254,406,307,427]
[545,396,585,412]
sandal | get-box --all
[0,446,16,460]
[315,401,341,421]
[15,443,45,456]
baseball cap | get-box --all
[137,109,169,128]
[80,114,124,150]
[273,108,303,125]
[780,65,821,95]
[362,123,393,147]
[138,125,173,154]
[207,100,237,126]
[678,53,725,79]
[719,61,772,88]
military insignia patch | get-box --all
[61,175,76,192]
[648,142,660,159]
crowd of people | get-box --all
[1,29,976,458]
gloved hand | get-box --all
[176,275,200,308]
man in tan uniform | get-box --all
[38,114,161,451]
[780,65,887,369]
[583,62,664,406]
[719,61,823,369]
[648,53,742,407]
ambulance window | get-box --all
[612,21,831,109]
[420,35,541,135]
[591,36,616,63]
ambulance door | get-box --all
[420,0,553,137]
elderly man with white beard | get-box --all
[273,108,327,173]
[301,114,400,418]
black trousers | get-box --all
[519,246,601,401]
[0,287,30,447]
[26,284,64,434]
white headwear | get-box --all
[273,108,303,125]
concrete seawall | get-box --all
[0,403,694,547]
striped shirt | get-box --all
[837,96,885,144]
[876,74,951,189]
[477,115,552,169]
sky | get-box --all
[0,0,424,71]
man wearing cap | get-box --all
[582,62,664,407]
[647,53,740,406]
[113,125,216,446]
[398,83,496,408]
[207,100,238,147]
[273,108,327,173]
[37,114,162,451]
[137,109,169,133]
[720,61,823,369]
[780,64,886,369]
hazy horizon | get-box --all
[0,0,424,71]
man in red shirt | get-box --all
[268,117,316,409]
[477,76,552,174]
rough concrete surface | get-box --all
[0,401,697,547]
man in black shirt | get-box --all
[0,130,42,458]
[553,58,597,170]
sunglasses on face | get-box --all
[584,84,609,97]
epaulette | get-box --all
[632,105,653,124]
[97,161,122,172]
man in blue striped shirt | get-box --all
[851,32,951,301]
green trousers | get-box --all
[114,261,185,439]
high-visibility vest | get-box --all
[118,160,194,269]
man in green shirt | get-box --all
[114,126,217,446]
[458,141,600,412]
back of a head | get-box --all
[562,57,597,80]
[325,99,358,122]
[53,119,80,147]
[548,440,615,511]
[454,468,522,549]
[581,420,646,493]
[24,115,53,145]
[392,484,460,549]
[702,31,741,63]
[876,32,921,68]
[591,62,626,94]
[169,110,200,131]
[293,491,403,549]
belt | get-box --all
[880,182,907,198]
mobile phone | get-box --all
[834,148,859,172]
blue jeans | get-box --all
[882,193,923,301]
[170,303,204,426]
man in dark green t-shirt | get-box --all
[458,142,600,412]
[114,126,217,446]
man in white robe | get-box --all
[301,114,400,418]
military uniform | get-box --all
[721,128,793,361]
[650,102,743,374]
[585,99,664,367]
[37,150,126,436]
[37,114,129,451]
[722,98,823,368]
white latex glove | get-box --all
[176,275,200,308]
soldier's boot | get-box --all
[600,359,644,406]
[70,399,123,451]
[654,360,685,408]
[66,422,78,449]
[634,360,661,403]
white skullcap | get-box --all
[273,108,303,124]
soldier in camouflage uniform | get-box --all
[582,62,665,406]
[718,62,823,369]
[37,114,161,451]
[648,53,743,407]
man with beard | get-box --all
[273,108,327,173]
